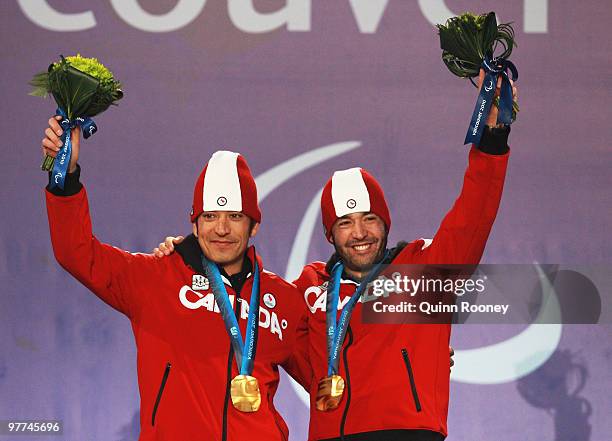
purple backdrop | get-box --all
[1,1,611,440]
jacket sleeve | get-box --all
[280,266,328,390]
[46,185,155,319]
[280,308,313,390]
[416,139,510,265]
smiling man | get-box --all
[291,73,514,441]
[42,121,310,441]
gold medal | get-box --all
[230,374,261,412]
[315,375,345,411]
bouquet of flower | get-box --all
[437,12,518,144]
[29,55,123,185]
[437,12,515,80]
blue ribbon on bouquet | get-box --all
[49,108,98,189]
[464,56,518,146]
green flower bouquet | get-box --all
[437,12,515,81]
[29,55,123,182]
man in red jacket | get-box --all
[154,71,515,440]
[294,134,508,441]
[292,71,513,441]
[42,123,311,441]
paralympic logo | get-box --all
[253,141,562,405]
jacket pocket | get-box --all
[152,362,172,426]
[401,349,422,412]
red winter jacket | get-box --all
[46,186,311,441]
[294,147,509,440]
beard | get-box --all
[335,236,388,279]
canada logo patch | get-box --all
[263,293,276,309]
[192,274,209,291]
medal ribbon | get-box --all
[202,255,261,375]
[325,252,389,376]
[464,56,518,146]
[49,108,98,189]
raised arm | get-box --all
[418,70,516,265]
[43,117,154,318]
[420,141,509,265]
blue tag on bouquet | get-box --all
[464,57,518,146]
[49,108,97,189]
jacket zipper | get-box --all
[339,326,354,441]
[401,348,422,412]
[222,345,234,441]
[152,362,172,426]
[222,289,242,441]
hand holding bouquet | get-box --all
[29,55,123,188]
[437,12,518,145]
